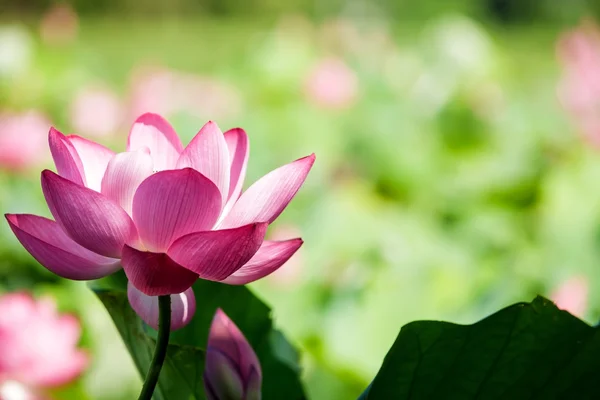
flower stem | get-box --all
[138,295,171,400]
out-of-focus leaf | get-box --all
[90,271,305,400]
[364,296,600,399]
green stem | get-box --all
[138,295,171,400]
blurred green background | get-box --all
[1,0,600,399]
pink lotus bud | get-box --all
[204,309,261,400]
[304,57,358,109]
[0,110,51,171]
[551,275,589,318]
[0,293,88,392]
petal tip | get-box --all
[41,168,55,180]
[135,112,166,124]
[48,126,63,137]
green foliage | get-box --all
[364,297,600,399]
[91,271,305,400]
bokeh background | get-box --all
[1,0,600,398]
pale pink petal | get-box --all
[221,239,303,285]
[67,135,115,192]
[221,128,249,217]
[121,245,198,296]
[127,282,196,330]
[0,293,88,388]
[5,214,120,280]
[41,170,137,258]
[132,168,222,252]
[208,309,261,383]
[29,314,88,387]
[219,154,315,229]
[167,223,267,281]
[34,350,88,387]
[48,127,85,186]
[127,113,183,171]
[177,121,230,204]
[101,149,154,215]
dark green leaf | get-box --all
[365,296,600,399]
[91,271,305,400]
[94,289,205,400]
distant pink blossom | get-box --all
[0,293,88,394]
[264,224,305,287]
[69,85,123,138]
[551,276,589,317]
[128,66,242,121]
[304,57,358,109]
[6,113,311,329]
[557,21,600,146]
[0,111,51,171]
[204,309,261,400]
[39,4,79,45]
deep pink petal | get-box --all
[101,149,154,215]
[218,154,315,229]
[67,135,115,192]
[5,214,120,280]
[208,309,261,383]
[41,170,137,258]
[177,121,230,204]
[167,223,267,281]
[127,113,183,171]
[221,128,249,217]
[132,168,222,252]
[221,239,303,285]
[121,245,198,296]
[48,127,85,186]
[127,282,196,330]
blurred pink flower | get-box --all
[304,58,358,109]
[0,111,51,171]
[263,224,305,287]
[69,85,123,138]
[128,66,242,121]
[550,275,589,317]
[557,21,600,146]
[39,4,79,46]
[0,293,88,393]
[204,309,261,400]
[6,113,311,329]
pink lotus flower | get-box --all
[551,275,589,318]
[557,21,600,146]
[0,110,51,171]
[5,113,312,329]
[0,293,88,395]
[304,57,358,109]
[204,309,261,400]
